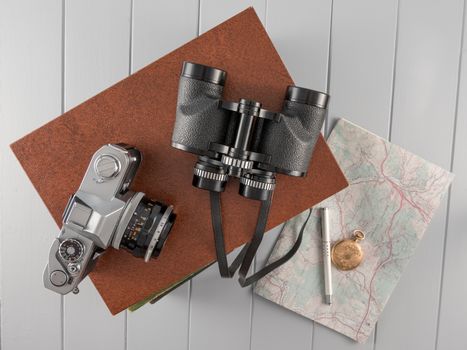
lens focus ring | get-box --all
[144,205,174,262]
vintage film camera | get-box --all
[44,144,176,294]
[172,62,329,285]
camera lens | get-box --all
[119,196,175,261]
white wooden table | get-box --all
[1,1,466,349]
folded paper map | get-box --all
[254,119,454,342]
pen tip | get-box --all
[325,295,332,305]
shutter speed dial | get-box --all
[59,238,84,263]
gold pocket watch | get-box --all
[331,230,365,270]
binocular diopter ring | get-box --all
[193,167,229,182]
[239,177,275,191]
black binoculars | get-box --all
[172,61,329,201]
[171,61,330,286]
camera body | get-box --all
[44,144,175,295]
[172,62,329,200]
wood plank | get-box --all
[250,1,332,349]
[127,284,191,350]
[313,1,398,348]
[189,246,254,350]
[64,279,126,350]
[375,0,464,349]
[188,3,266,350]
[436,5,467,348]
[0,1,63,349]
[62,1,132,349]
[199,0,266,33]
[126,1,198,349]
[64,0,132,110]
[131,0,199,72]
[264,0,332,92]
[324,0,398,137]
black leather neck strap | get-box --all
[209,191,312,287]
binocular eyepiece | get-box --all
[172,61,329,201]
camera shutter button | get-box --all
[94,155,120,179]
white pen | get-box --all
[321,208,333,305]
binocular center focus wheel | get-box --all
[221,154,253,171]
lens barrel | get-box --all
[286,86,329,109]
[119,196,175,260]
[192,156,228,192]
[256,85,329,177]
[172,62,230,156]
[239,170,276,201]
[181,62,226,85]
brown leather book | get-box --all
[11,8,348,315]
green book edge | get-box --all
[128,261,215,312]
